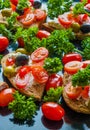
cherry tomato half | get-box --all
[20,13,35,26]
[0,88,15,107]
[45,74,63,91]
[15,73,30,89]
[34,9,47,21]
[18,65,31,78]
[41,102,65,121]
[58,14,72,28]
[65,85,82,99]
[31,65,49,83]
[31,47,49,62]
[82,60,90,68]
[36,30,50,40]
[0,36,9,52]
[64,61,83,75]
[62,53,82,65]
[81,86,90,99]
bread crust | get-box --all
[63,72,90,114]
[1,52,45,101]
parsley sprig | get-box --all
[8,91,37,120]
[47,0,73,19]
[43,87,63,103]
[72,65,90,87]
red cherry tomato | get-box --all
[0,88,15,107]
[20,13,35,26]
[82,60,90,68]
[64,61,83,75]
[15,73,30,89]
[17,37,25,47]
[65,85,82,99]
[18,65,31,78]
[41,102,65,121]
[10,0,18,6]
[81,86,90,99]
[36,30,50,40]
[6,57,15,66]
[0,36,9,52]
[62,53,82,65]
[45,74,63,91]
[31,47,49,62]
[31,65,49,83]
[34,9,47,21]
[58,14,72,28]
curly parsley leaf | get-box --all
[43,87,63,103]
[81,37,90,60]
[72,65,90,87]
[72,0,90,16]
[17,0,30,11]
[0,0,10,9]
[8,91,37,120]
[47,0,73,19]
[43,57,63,74]
[0,24,13,40]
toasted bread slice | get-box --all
[42,22,90,40]
[63,72,90,114]
[1,52,45,101]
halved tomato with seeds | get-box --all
[65,85,82,99]
[31,65,49,83]
[31,47,49,62]
[64,61,83,75]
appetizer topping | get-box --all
[31,47,49,62]
[15,54,29,66]
[64,61,83,75]
[4,66,16,77]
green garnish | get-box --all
[43,87,63,103]
[17,0,30,11]
[0,0,10,9]
[0,55,3,64]
[81,37,90,60]
[72,65,90,87]
[43,57,63,74]
[0,24,13,40]
[47,0,73,19]
[8,91,37,120]
[73,0,90,16]
[7,12,19,30]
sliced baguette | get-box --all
[63,72,90,114]
[1,52,45,101]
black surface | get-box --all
[1,1,90,130]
